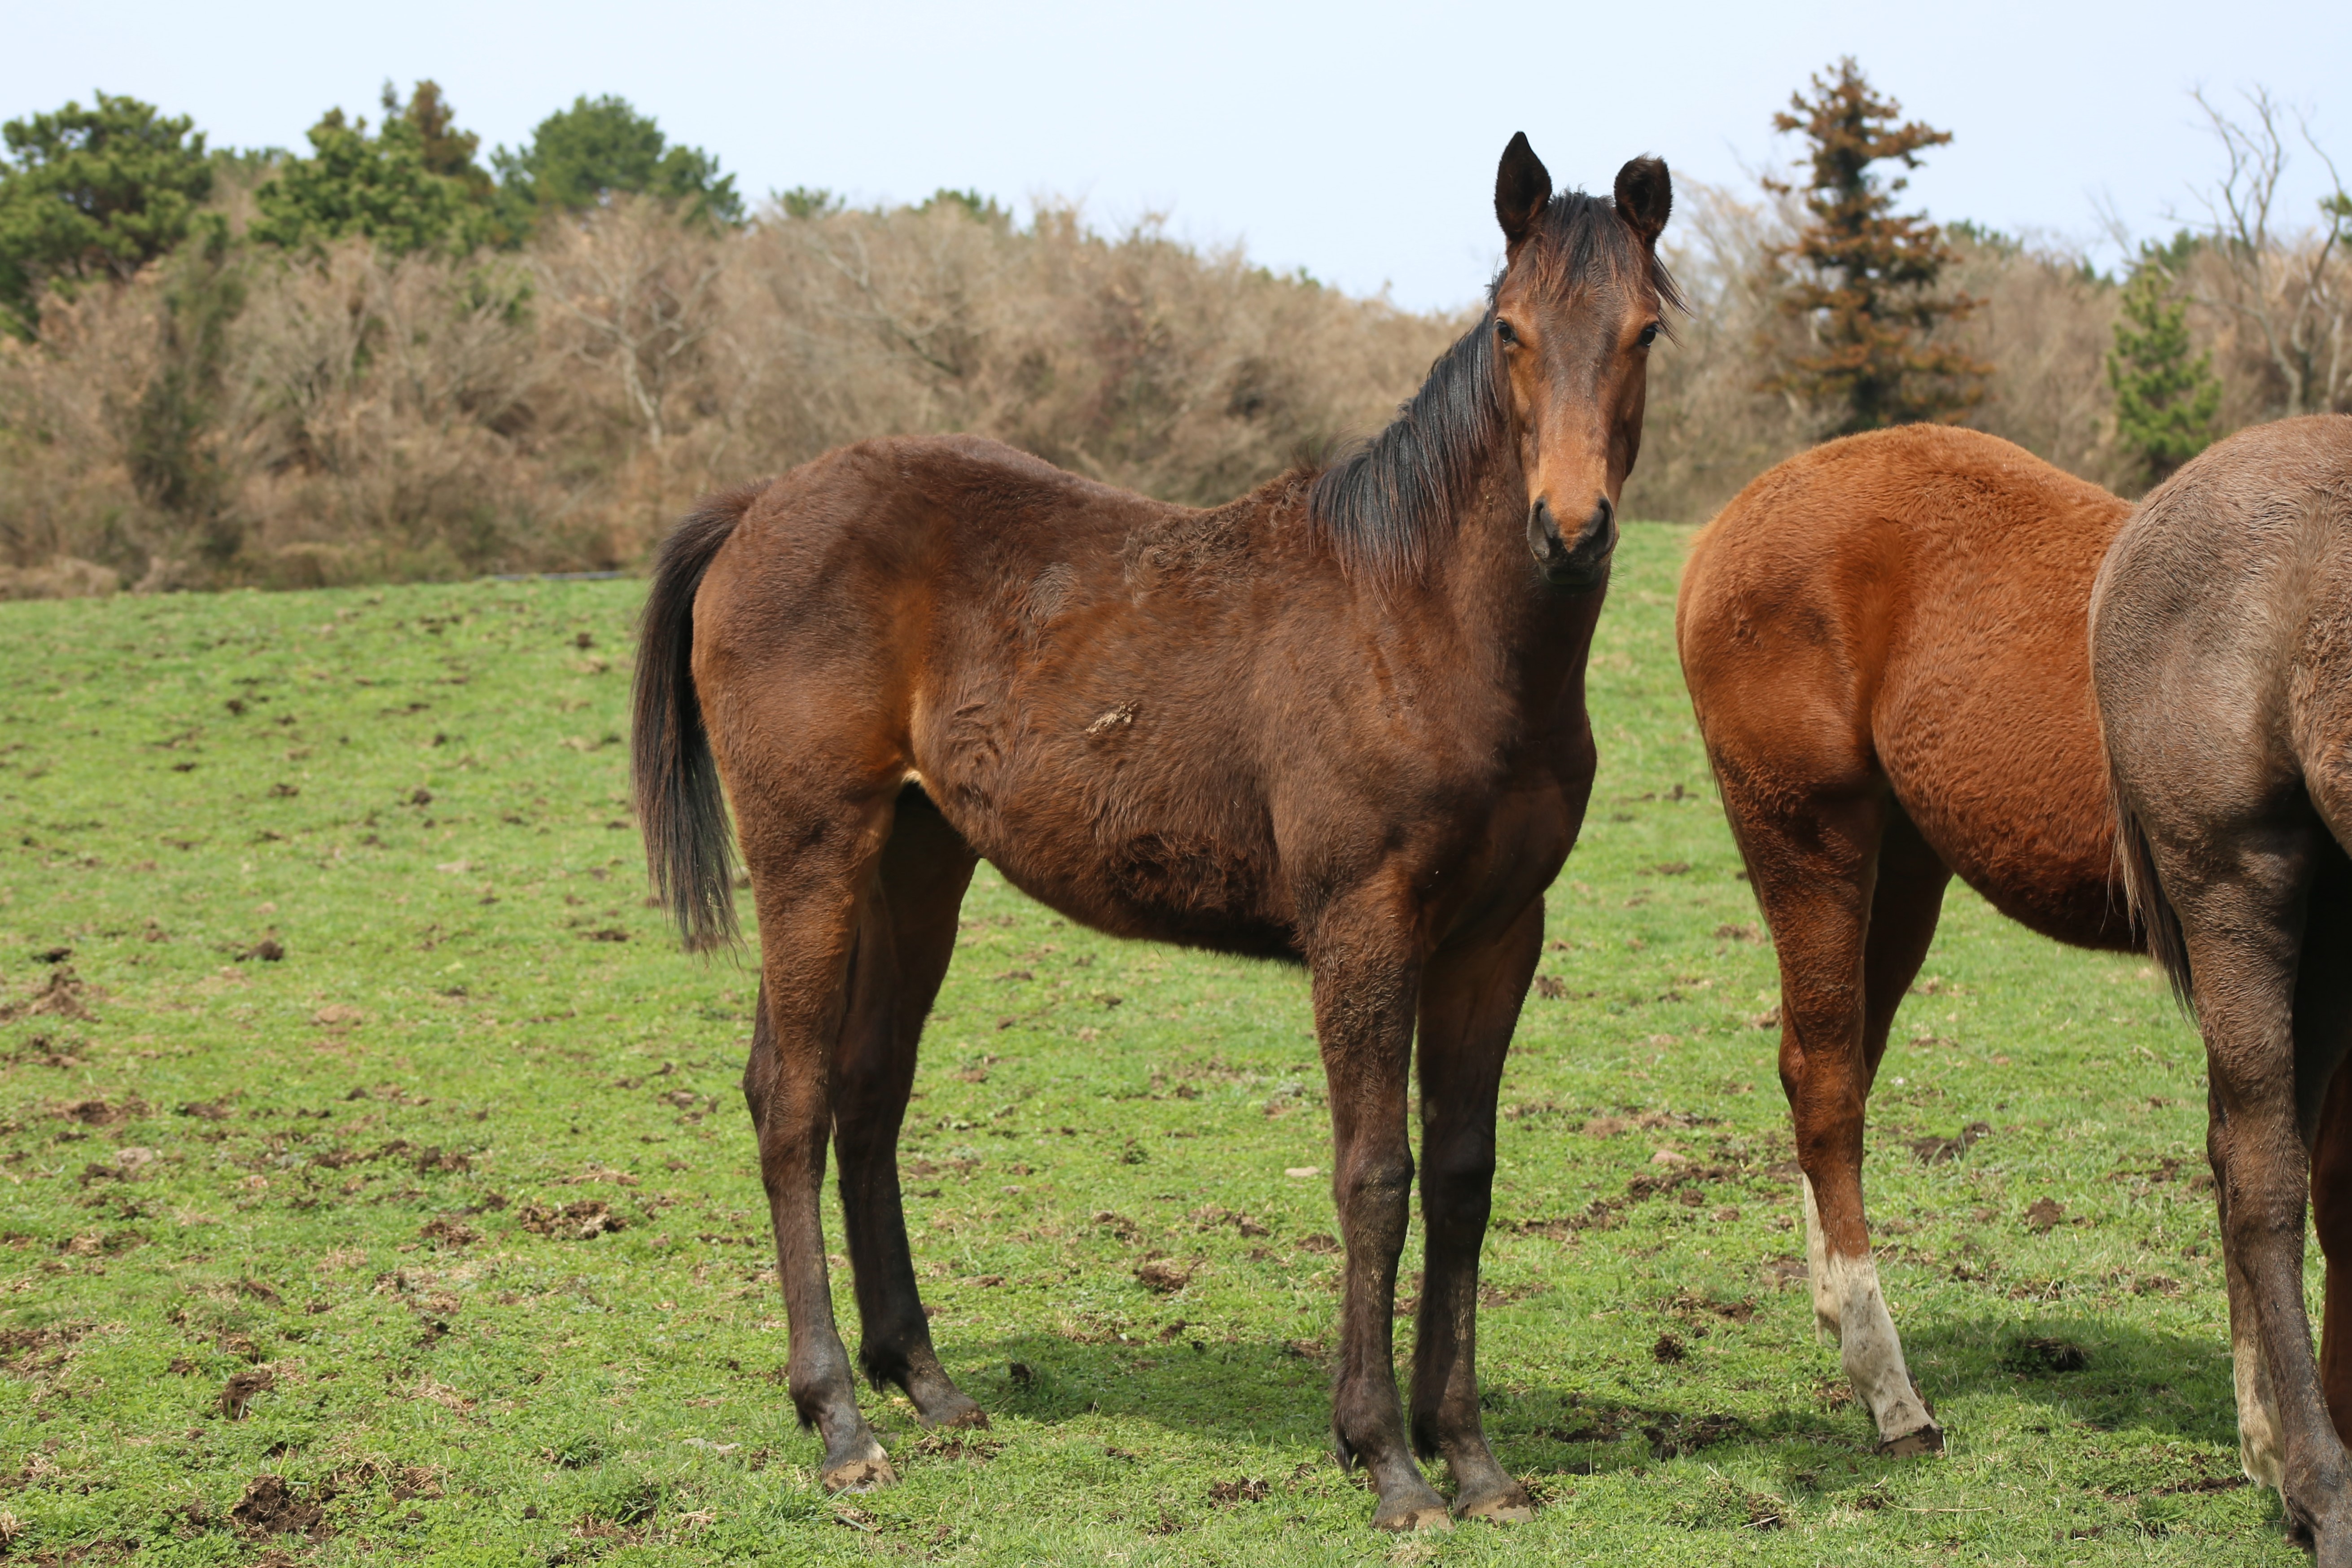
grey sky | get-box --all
[6,0,2347,311]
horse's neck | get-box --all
[1403,490,1592,725]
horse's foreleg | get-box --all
[1408,899,1542,1524]
[1749,789,1941,1454]
[835,793,982,1428]
[741,792,898,1493]
[1312,908,1447,1532]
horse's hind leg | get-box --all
[834,788,983,1428]
[1409,899,1542,1524]
[1741,783,1944,1453]
[2173,817,2349,1552]
[739,783,900,1492]
[2303,840,2352,1445]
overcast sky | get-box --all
[6,0,2347,311]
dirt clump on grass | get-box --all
[2,966,99,1023]
[54,1096,144,1127]
[1134,1257,1195,1293]
[1643,1411,1744,1459]
[219,1367,275,1419]
[519,1200,626,1240]
[2003,1336,2089,1374]
[418,1217,479,1248]
[1911,1121,1993,1163]
[230,1473,327,1538]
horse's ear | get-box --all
[1613,156,1672,247]
[1495,132,1552,249]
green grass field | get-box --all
[0,524,2295,1565]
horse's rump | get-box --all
[1681,425,2132,946]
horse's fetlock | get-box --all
[857,1343,911,1394]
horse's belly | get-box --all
[923,751,1301,959]
[986,827,1300,959]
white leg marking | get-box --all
[1816,1250,1940,1447]
[1801,1176,1840,1342]
[2234,1321,2285,1489]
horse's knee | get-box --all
[1338,1154,1415,1241]
[1419,1144,1495,1236]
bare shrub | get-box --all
[5,144,2344,585]
[1945,232,2127,491]
[0,195,1459,586]
[1623,181,1822,525]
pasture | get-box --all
[0,524,2292,1564]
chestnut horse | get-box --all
[632,136,1678,1531]
[1676,425,2140,1454]
[2096,415,2352,1563]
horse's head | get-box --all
[1490,134,1674,591]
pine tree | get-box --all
[1762,59,1989,434]
[493,96,741,231]
[0,94,213,338]
[2107,241,2220,486]
[252,83,503,257]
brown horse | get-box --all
[1676,425,2140,1454]
[2095,415,2352,1563]
[631,135,1678,1531]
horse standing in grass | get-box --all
[2095,416,2352,1564]
[632,136,1678,1531]
[1676,425,2142,1455]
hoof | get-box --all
[820,1456,899,1493]
[1455,1488,1536,1524]
[1374,1502,1454,1533]
[918,1395,991,1430]
[1875,1424,1944,1459]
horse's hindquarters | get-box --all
[2092,415,2352,1554]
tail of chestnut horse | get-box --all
[632,483,765,950]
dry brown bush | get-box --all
[4,175,2345,591]
[0,196,1460,587]
[1621,182,1823,525]
[1631,184,2149,519]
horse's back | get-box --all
[1680,425,2132,942]
[708,434,1175,599]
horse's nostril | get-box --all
[1531,498,1556,539]
[1589,496,1614,534]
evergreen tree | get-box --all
[128,215,247,563]
[2107,238,2221,486]
[0,93,213,338]
[495,96,742,230]
[253,82,503,256]
[1762,59,1990,434]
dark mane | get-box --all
[1308,190,1682,583]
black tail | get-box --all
[633,482,766,951]
[2111,777,2193,1014]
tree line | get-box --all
[0,84,738,337]
[0,66,2345,596]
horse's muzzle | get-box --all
[1528,495,1616,589]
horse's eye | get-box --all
[1495,319,1519,346]
[1637,322,1660,348]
